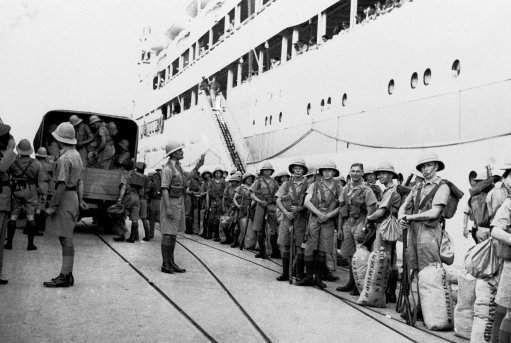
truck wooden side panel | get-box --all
[82,168,123,201]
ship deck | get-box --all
[0,223,467,343]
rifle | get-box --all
[289,218,295,284]
[239,203,251,250]
[396,224,417,326]
[203,201,211,238]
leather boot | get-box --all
[276,255,290,281]
[270,234,280,259]
[161,236,174,274]
[336,265,356,292]
[4,220,16,250]
[296,261,314,286]
[26,220,37,251]
[35,212,45,235]
[126,222,139,243]
[314,256,327,289]
[230,229,240,248]
[295,253,305,280]
[169,235,186,273]
[142,219,151,241]
[386,269,398,304]
[254,231,266,258]
[43,273,73,287]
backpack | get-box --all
[468,193,491,228]
[442,180,464,219]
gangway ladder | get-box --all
[212,109,246,173]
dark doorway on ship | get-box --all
[297,17,318,53]
[239,0,256,23]
[212,17,225,45]
[326,0,351,38]
[262,35,282,72]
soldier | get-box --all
[297,160,342,288]
[275,158,309,282]
[34,147,53,235]
[336,162,377,294]
[398,152,450,273]
[364,166,383,202]
[274,170,290,186]
[185,171,202,234]
[160,140,204,274]
[233,172,255,248]
[366,162,401,303]
[5,139,44,251]
[43,122,84,287]
[112,139,132,170]
[46,124,60,160]
[206,166,226,241]
[251,162,280,259]
[0,124,16,285]
[69,114,94,166]
[220,173,241,244]
[463,170,492,243]
[147,167,162,239]
[89,115,115,169]
[115,162,147,243]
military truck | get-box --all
[33,110,139,229]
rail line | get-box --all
[180,234,461,343]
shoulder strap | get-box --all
[418,183,441,211]
[13,159,34,180]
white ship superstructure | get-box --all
[135,0,511,181]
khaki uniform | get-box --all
[160,160,188,235]
[75,122,93,165]
[372,184,401,265]
[46,148,83,238]
[486,181,511,219]
[234,184,255,248]
[9,156,44,221]
[93,124,115,169]
[304,180,342,258]
[400,175,450,271]
[185,176,201,233]
[0,149,16,279]
[219,183,237,241]
[122,170,146,222]
[490,198,511,308]
[148,171,162,234]
[276,176,309,253]
[207,179,226,238]
[36,158,54,214]
[251,176,279,233]
[339,182,377,258]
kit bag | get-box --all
[379,215,402,242]
[454,272,476,339]
[418,263,454,330]
[440,229,455,265]
[357,247,390,308]
[465,238,500,279]
[352,245,371,292]
[470,277,498,343]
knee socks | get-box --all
[61,244,74,275]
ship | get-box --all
[133,0,511,257]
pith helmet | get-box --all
[288,158,308,174]
[35,147,48,158]
[212,165,224,175]
[374,161,398,178]
[16,139,33,156]
[499,156,511,171]
[200,169,212,178]
[242,172,256,182]
[259,161,274,174]
[318,160,340,177]
[52,122,77,145]
[89,115,102,125]
[165,140,184,156]
[118,139,130,151]
[474,170,489,181]
[69,114,83,126]
[306,167,317,178]
[228,173,242,183]
[0,123,10,136]
[416,151,445,172]
[363,165,376,177]
[274,170,290,180]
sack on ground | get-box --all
[464,238,500,279]
[440,229,455,265]
[352,245,371,292]
[418,263,454,330]
[454,272,476,339]
[470,277,498,343]
[357,247,390,308]
[379,215,402,242]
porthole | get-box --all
[452,59,460,77]
[279,112,282,122]
[307,103,311,115]
[252,120,255,126]
[423,69,431,85]
[388,79,395,95]
[269,115,273,125]
[321,99,325,107]
[265,116,268,126]
[341,93,348,107]
[327,97,331,105]
[410,72,418,89]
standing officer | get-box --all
[34,147,53,235]
[251,162,280,259]
[364,166,382,202]
[147,168,162,239]
[298,160,342,288]
[160,140,204,274]
[69,114,93,166]
[43,122,84,287]
[276,158,309,281]
[5,139,43,251]
[398,152,450,273]
[337,163,377,294]
[0,123,16,285]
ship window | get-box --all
[265,116,268,126]
[452,60,460,77]
[297,17,318,50]
[269,115,273,125]
[410,72,418,89]
[265,35,282,72]
[321,99,325,108]
[240,0,255,23]
[279,112,282,122]
[327,97,331,105]
[252,120,255,126]
[307,103,311,115]
[423,68,432,85]
[326,0,351,37]
[172,59,179,76]
[212,17,225,44]
[198,32,209,55]
[341,93,348,107]
[388,79,395,95]
[152,76,158,90]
